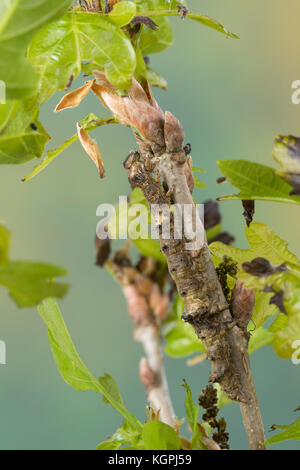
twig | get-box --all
[108,256,175,427]
[125,149,266,450]
[93,76,266,449]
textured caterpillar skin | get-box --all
[126,155,252,402]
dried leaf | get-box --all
[242,200,255,227]
[76,123,105,178]
[242,257,287,277]
[55,80,95,112]
[130,16,158,31]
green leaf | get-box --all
[99,373,125,406]
[136,1,238,39]
[28,12,136,105]
[210,222,300,270]
[38,298,143,431]
[142,421,181,450]
[265,417,300,445]
[187,13,239,39]
[252,291,279,329]
[0,262,68,307]
[272,313,300,359]
[163,295,205,358]
[217,160,300,205]
[133,238,166,264]
[164,321,205,357]
[183,380,199,430]
[0,101,49,164]
[0,226,11,265]
[144,67,168,90]
[182,380,204,449]
[139,17,173,55]
[96,441,121,450]
[109,1,136,27]
[0,0,73,99]
[22,114,117,182]
[248,327,273,355]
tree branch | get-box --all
[125,151,266,450]
[93,74,266,449]
[108,257,175,427]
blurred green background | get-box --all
[0,0,299,450]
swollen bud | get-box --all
[231,280,255,330]
[139,357,157,389]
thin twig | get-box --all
[108,258,175,427]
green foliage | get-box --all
[0,101,49,164]
[28,12,136,105]
[0,0,73,99]
[136,0,239,39]
[182,380,205,449]
[163,295,205,358]
[108,1,136,27]
[142,421,181,450]
[217,160,300,205]
[211,222,300,360]
[210,222,300,269]
[0,225,68,307]
[265,416,300,445]
[38,298,142,432]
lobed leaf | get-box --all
[265,417,300,445]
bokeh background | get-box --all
[0,0,299,450]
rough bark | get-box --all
[125,153,266,450]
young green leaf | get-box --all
[142,421,181,450]
[28,12,136,105]
[109,1,136,27]
[0,262,68,308]
[0,225,68,307]
[0,101,49,165]
[139,17,173,55]
[210,222,300,270]
[0,0,73,99]
[217,160,300,205]
[265,416,300,445]
[248,327,273,355]
[136,0,238,39]
[182,380,204,449]
[252,291,279,329]
[38,298,142,432]
[0,226,11,265]
[163,296,205,357]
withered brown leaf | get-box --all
[242,200,255,227]
[77,123,105,178]
[55,80,95,112]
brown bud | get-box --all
[123,285,151,326]
[184,156,195,193]
[231,280,255,329]
[164,111,185,153]
[139,357,157,389]
[149,284,169,322]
